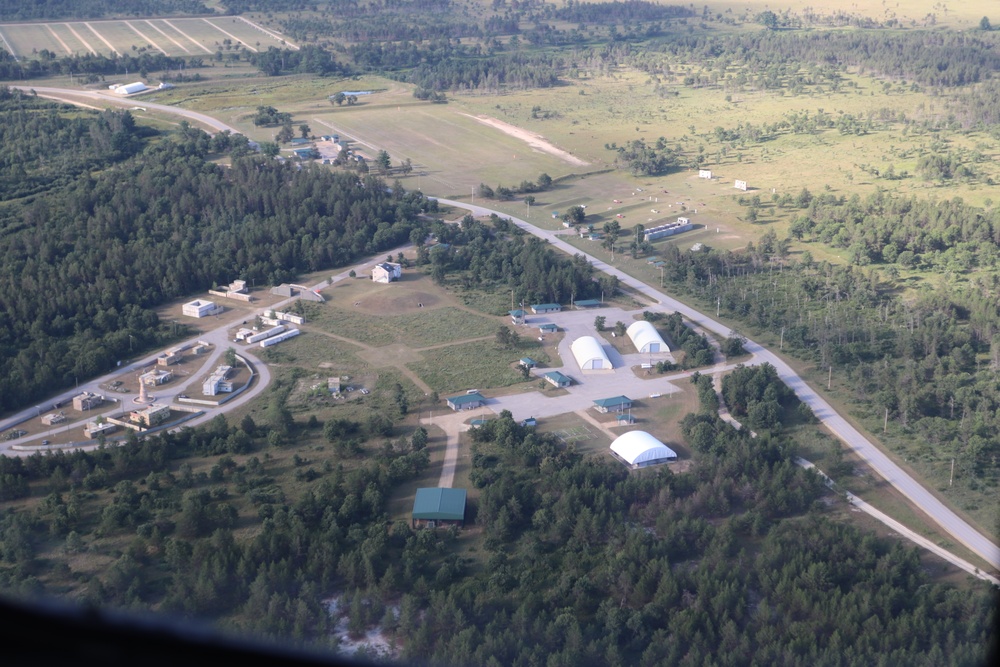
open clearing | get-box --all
[0,16,293,58]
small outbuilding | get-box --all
[544,371,573,388]
[412,488,467,528]
[574,299,603,309]
[519,357,537,369]
[593,395,633,413]
[509,309,527,325]
[610,431,677,469]
[531,303,562,314]
[182,300,221,318]
[446,392,485,411]
[538,323,558,334]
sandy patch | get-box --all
[359,288,441,315]
[458,113,589,167]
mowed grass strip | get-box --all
[407,340,526,394]
[312,305,499,348]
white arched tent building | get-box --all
[626,321,669,354]
[571,336,612,370]
[610,431,677,468]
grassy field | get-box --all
[0,16,292,59]
[406,339,538,395]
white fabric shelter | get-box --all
[626,321,669,354]
[571,336,611,370]
[610,431,677,468]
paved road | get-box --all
[12,85,241,134]
[3,87,995,569]
[0,247,410,455]
[435,198,1000,571]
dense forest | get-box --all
[0,90,432,413]
[1,349,994,664]
[0,0,210,21]
[649,218,1000,497]
[0,51,200,83]
[419,213,616,305]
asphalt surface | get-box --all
[436,198,1000,571]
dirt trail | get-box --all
[457,113,589,167]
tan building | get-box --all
[72,392,103,411]
[129,404,170,427]
[41,413,67,426]
[85,421,118,438]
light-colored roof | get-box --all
[610,431,677,465]
[627,320,669,353]
[571,336,610,369]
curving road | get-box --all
[12,85,242,134]
[3,86,995,570]
[436,198,1000,571]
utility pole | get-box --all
[780,326,784,350]
[717,296,720,317]
[828,366,832,390]
[950,458,955,487]
[884,407,888,433]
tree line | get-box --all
[0,90,432,413]
[0,0,210,21]
[418,213,617,306]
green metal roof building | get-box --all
[412,488,467,528]
[593,395,633,413]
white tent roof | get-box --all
[571,335,611,369]
[610,431,677,465]
[626,320,668,353]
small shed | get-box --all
[544,371,572,388]
[446,392,485,411]
[519,357,537,369]
[509,309,527,325]
[593,395,633,413]
[574,299,603,309]
[412,488,467,528]
[538,323,558,334]
[521,417,537,427]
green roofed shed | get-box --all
[574,299,603,308]
[412,488,467,528]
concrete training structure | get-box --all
[610,431,678,468]
[626,321,669,354]
[372,262,402,283]
[411,488,467,528]
[73,392,103,411]
[698,169,712,179]
[182,300,222,318]
[571,336,612,370]
[735,179,748,191]
[203,365,233,396]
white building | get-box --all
[372,262,402,283]
[734,179,748,191]
[610,431,677,468]
[571,336,612,370]
[111,81,148,95]
[626,321,669,354]
[202,365,233,396]
[182,300,222,318]
[698,169,713,179]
